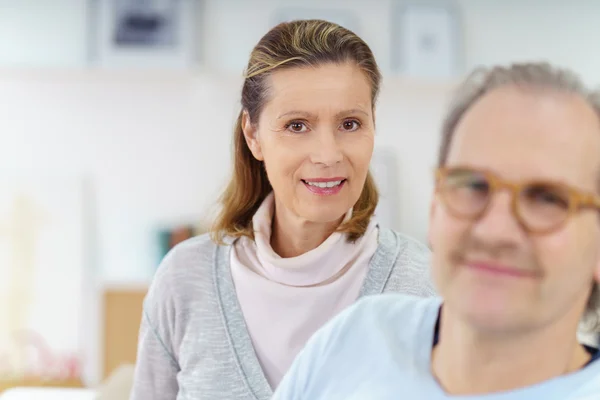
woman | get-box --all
[130,19,435,400]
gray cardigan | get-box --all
[130,228,436,400]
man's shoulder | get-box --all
[569,357,600,399]
[346,293,440,330]
[272,293,441,400]
[314,293,441,356]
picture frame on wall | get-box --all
[271,7,360,34]
[391,1,463,78]
[87,0,201,69]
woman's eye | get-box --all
[286,121,308,133]
[341,119,361,132]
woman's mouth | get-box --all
[301,178,346,196]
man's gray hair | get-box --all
[437,62,600,333]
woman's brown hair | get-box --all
[211,19,382,244]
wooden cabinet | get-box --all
[102,286,148,379]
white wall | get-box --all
[0,0,88,67]
[1,0,599,275]
[460,0,600,86]
[0,70,241,281]
[2,0,600,282]
[1,0,599,259]
[204,0,600,84]
[3,0,600,82]
[202,0,398,75]
[0,70,453,283]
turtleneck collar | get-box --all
[243,192,378,287]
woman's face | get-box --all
[243,62,375,224]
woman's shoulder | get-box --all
[155,233,219,280]
[144,233,230,313]
[377,228,436,297]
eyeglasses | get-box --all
[435,166,600,234]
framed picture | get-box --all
[271,7,360,34]
[87,0,201,69]
[391,1,463,78]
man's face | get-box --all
[429,86,600,333]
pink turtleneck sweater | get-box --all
[230,193,379,388]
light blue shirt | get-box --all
[272,294,600,400]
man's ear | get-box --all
[242,111,263,161]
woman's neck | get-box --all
[270,204,344,258]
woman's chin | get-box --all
[298,207,349,225]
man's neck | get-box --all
[431,308,591,395]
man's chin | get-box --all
[453,292,532,333]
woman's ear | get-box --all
[242,111,264,161]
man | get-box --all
[272,63,600,399]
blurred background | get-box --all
[1,0,599,396]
